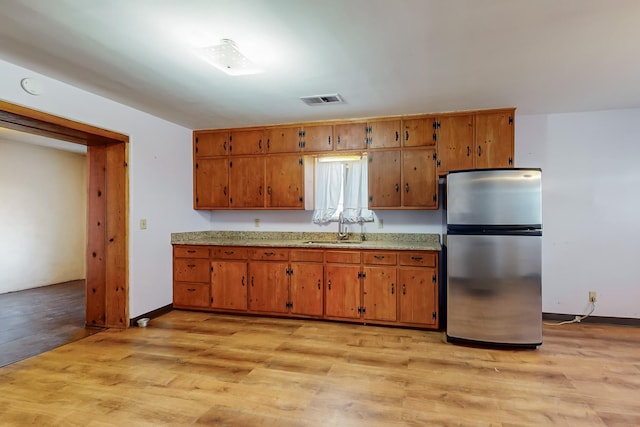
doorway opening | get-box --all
[0,100,129,329]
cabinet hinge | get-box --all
[508,157,513,165]
[286,301,293,309]
[211,266,214,272]
[432,274,437,283]
[432,152,437,160]
[432,311,437,320]
[432,133,437,142]
[358,271,366,279]
[368,196,373,203]
[196,162,199,169]
[298,158,303,165]
[195,137,199,143]
[299,196,303,203]
[195,197,199,203]
[432,194,437,203]
[229,161,233,168]
[357,306,366,314]
[195,147,198,154]
[508,116,514,125]
[211,297,214,303]
[436,160,441,167]
[298,130,303,138]
[298,141,303,148]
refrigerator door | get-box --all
[447,169,542,227]
[446,233,542,346]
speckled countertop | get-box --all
[171,231,441,251]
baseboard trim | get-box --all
[129,304,173,327]
[543,312,640,327]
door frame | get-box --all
[0,100,129,328]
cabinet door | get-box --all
[302,124,333,152]
[402,148,438,209]
[368,150,401,208]
[248,262,289,314]
[475,110,514,169]
[265,155,304,208]
[436,114,474,175]
[335,122,367,151]
[368,119,401,149]
[194,157,229,208]
[398,267,437,327]
[290,263,324,316]
[264,126,302,154]
[325,265,361,319]
[402,117,436,147]
[194,130,229,157]
[230,129,264,155]
[229,156,264,208]
[211,260,247,310]
[362,266,397,322]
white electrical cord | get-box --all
[544,301,596,326]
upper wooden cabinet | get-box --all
[301,124,333,152]
[436,108,515,175]
[194,130,229,157]
[435,113,475,175]
[402,116,436,147]
[194,157,229,209]
[474,109,514,169]
[228,156,265,208]
[264,125,302,154]
[265,155,304,209]
[335,121,368,151]
[230,129,264,155]
[368,118,401,149]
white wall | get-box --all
[0,58,211,318]
[0,139,86,293]
[517,109,640,319]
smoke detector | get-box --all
[300,93,344,106]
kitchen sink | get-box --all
[302,240,362,245]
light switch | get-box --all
[140,218,147,230]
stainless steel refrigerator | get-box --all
[446,168,542,348]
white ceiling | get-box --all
[1,0,639,130]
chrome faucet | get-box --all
[337,212,349,240]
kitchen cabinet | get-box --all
[194,157,228,209]
[228,156,264,208]
[435,113,475,175]
[362,252,398,322]
[301,124,333,152]
[398,252,438,327]
[402,116,436,147]
[368,148,438,209]
[334,121,367,151]
[436,109,515,175]
[289,250,324,317]
[194,130,229,156]
[324,251,361,319]
[265,155,304,209]
[474,109,514,169]
[173,244,440,329]
[264,125,302,154]
[368,118,401,149]
[210,247,248,311]
[230,129,264,155]
[173,246,210,309]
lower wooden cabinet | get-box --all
[173,244,439,329]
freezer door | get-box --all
[446,234,542,346]
[447,169,542,227]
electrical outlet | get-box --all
[589,291,597,303]
[139,218,147,230]
[254,218,260,228]
[378,218,383,229]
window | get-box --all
[312,155,373,224]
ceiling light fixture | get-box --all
[197,39,263,76]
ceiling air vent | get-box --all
[300,93,344,106]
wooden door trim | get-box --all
[0,99,129,329]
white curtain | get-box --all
[343,158,374,223]
[312,161,343,223]
[312,157,373,224]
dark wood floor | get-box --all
[0,280,101,367]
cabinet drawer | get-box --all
[363,252,397,265]
[174,246,209,258]
[399,252,437,267]
[325,251,361,264]
[174,258,210,282]
[211,247,248,259]
[173,283,210,308]
[290,249,324,263]
[249,248,289,261]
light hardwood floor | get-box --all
[0,310,638,426]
